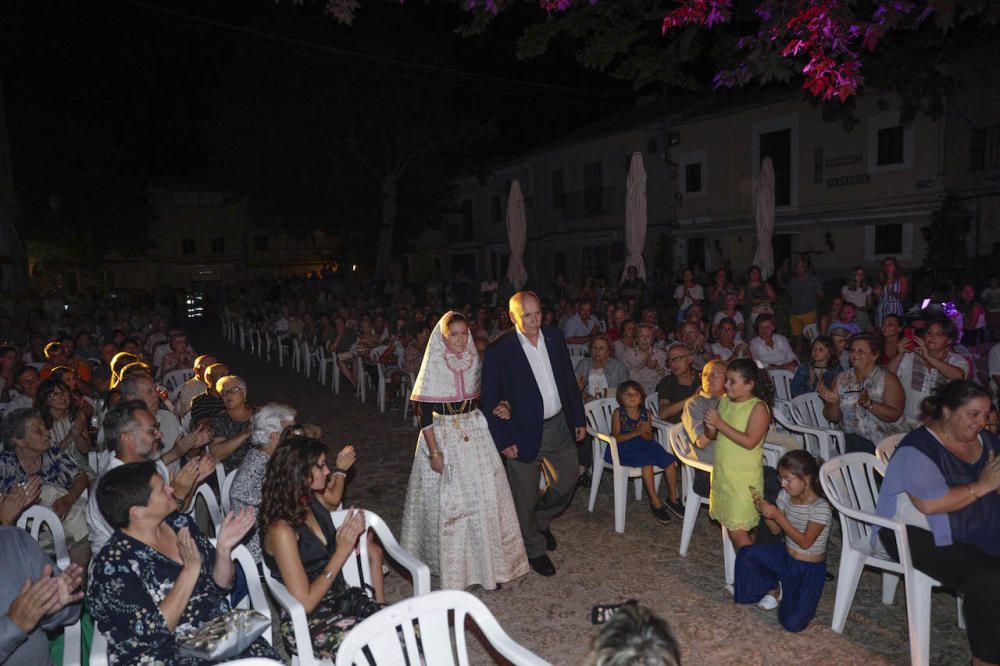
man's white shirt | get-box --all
[516,329,562,419]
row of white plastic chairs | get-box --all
[16,493,549,666]
[222,318,415,417]
[581,389,960,666]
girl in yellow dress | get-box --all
[705,358,772,550]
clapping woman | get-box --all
[88,461,275,665]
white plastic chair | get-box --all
[803,322,819,343]
[566,343,589,359]
[90,630,109,666]
[768,369,794,401]
[819,453,963,666]
[585,398,667,533]
[644,392,658,418]
[403,372,417,425]
[875,433,906,466]
[790,391,836,429]
[261,508,431,666]
[666,423,712,558]
[771,402,840,462]
[17,505,81,666]
[187,482,223,537]
[162,368,195,401]
[230,544,273,645]
[335,590,551,666]
[221,468,238,515]
[181,410,192,432]
[317,345,340,393]
[786,392,846,459]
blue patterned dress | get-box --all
[88,512,278,665]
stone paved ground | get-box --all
[194,321,971,666]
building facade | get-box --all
[413,86,999,294]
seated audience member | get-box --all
[0,408,91,566]
[818,296,844,337]
[0,345,18,402]
[117,373,210,470]
[86,400,213,557]
[189,362,229,427]
[880,313,904,366]
[829,302,862,336]
[888,317,970,428]
[176,354,216,418]
[575,334,629,402]
[709,317,749,362]
[613,320,638,359]
[749,314,799,372]
[0,525,84,665]
[656,344,699,424]
[230,404,302,560]
[818,332,906,454]
[209,375,254,473]
[677,321,713,373]
[107,351,139,391]
[35,377,92,473]
[736,450,830,632]
[39,341,92,386]
[401,324,430,375]
[988,340,1000,397]
[7,366,41,411]
[875,381,1000,666]
[583,601,681,666]
[327,316,359,388]
[790,335,840,398]
[158,332,197,377]
[986,403,999,435]
[711,292,746,341]
[88,462,277,665]
[51,366,95,416]
[682,360,728,467]
[621,324,667,395]
[828,327,852,370]
[74,330,97,361]
[563,301,601,346]
[260,438,373,659]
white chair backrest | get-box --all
[162,368,195,399]
[17,505,71,570]
[230,545,272,645]
[584,398,617,435]
[335,590,551,666]
[819,453,886,551]
[768,369,794,401]
[221,468,238,515]
[666,423,713,474]
[803,323,819,343]
[875,433,906,466]
[644,392,658,418]
[181,411,192,432]
[187,483,222,537]
[567,343,589,358]
[790,392,831,428]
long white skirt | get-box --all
[400,409,528,591]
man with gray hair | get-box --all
[176,354,216,418]
[85,400,215,557]
[116,373,210,470]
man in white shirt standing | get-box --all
[482,291,586,577]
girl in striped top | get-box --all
[734,450,831,632]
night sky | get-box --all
[0,0,635,251]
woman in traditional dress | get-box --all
[400,311,528,590]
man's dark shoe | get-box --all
[664,498,685,520]
[541,528,557,551]
[529,554,556,577]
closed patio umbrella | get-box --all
[752,156,775,280]
[621,151,647,282]
[506,179,528,290]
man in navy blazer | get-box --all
[482,291,586,576]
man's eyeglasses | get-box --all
[221,386,244,396]
[132,422,161,433]
[667,355,690,363]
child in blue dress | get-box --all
[610,380,678,524]
[734,449,831,632]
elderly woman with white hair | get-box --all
[208,375,255,473]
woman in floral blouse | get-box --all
[88,461,277,665]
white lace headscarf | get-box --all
[409,311,481,403]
